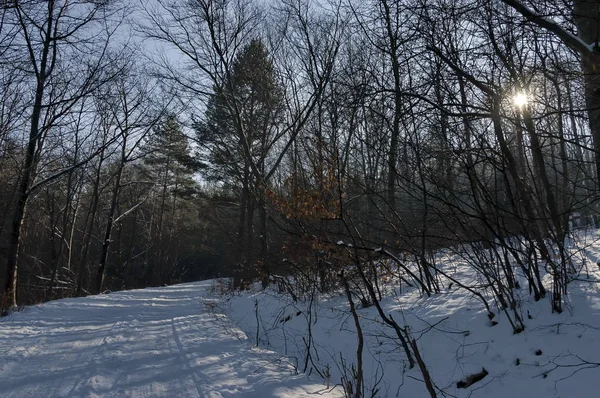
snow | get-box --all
[537,14,597,53]
[0,282,342,398]
[223,232,600,397]
[502,0,597,55]
[4,231,600,397]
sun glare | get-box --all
[513,93,528,108]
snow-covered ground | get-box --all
[223,232,600,397]
[0,281,341,398]
[3,232,600,397]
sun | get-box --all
[513,92,528,108]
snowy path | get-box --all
[0,282,337,398]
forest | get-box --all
[0,0,598,321]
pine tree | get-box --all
[143,115,201,284]
[145,115,201,198]
[195,38,284,286]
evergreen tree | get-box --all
[195,38,284,285]
[142,115,202,284]
[145,115,201,198]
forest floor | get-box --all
[3,230,600,397]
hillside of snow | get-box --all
[222,231,600,397]
[2,231,600,397]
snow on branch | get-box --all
[500,0,597,54]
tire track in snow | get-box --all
[171,318,206,398]
[65,319,125,398]
[0,283,340,398]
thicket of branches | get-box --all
[1,0,599,323]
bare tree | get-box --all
[2,0,127,309]
[499,0,600,187]
[93,68,168,294]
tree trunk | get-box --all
[259,190,269,289]
[382,0,402,210]
[233,164,250,288]
[76,153,104,297]
[95,156,125,294]
[3,0,55,309]
[3,79,45,308]
[48,168,75,298]
[575,0,600,186]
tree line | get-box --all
[1,0,599,317]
